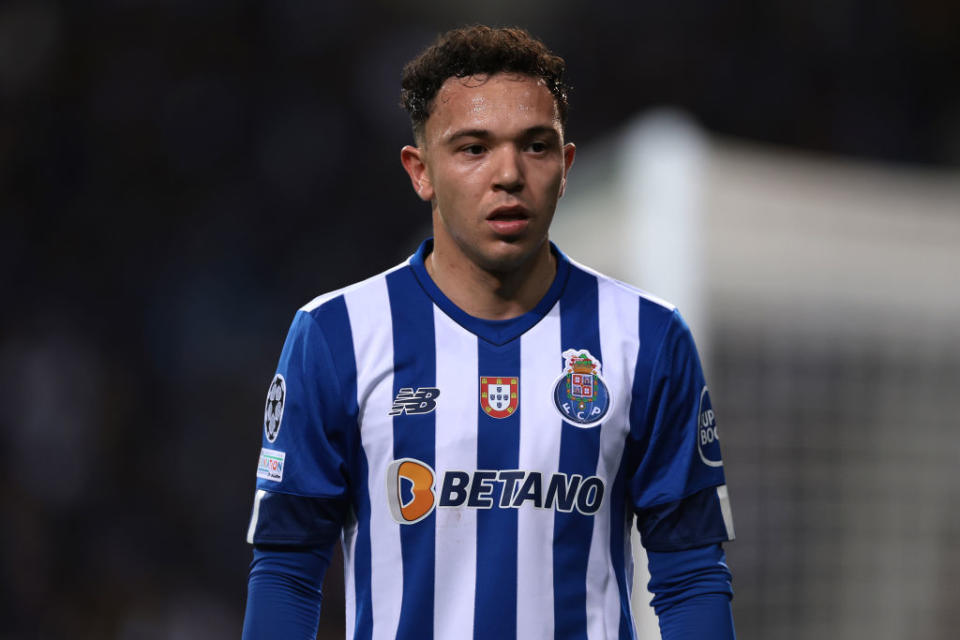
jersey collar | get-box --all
[408,238,571,346]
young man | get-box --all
[243,26,735,640]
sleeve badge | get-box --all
[263,373,286,443]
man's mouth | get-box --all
[487,206,530,235]
[487,205,530,221]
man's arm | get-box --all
[243,305,356,638]
[629,308,737,638]
[242,544,333,640]
[647,543,735,640]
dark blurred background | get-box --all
[1,1,958,639]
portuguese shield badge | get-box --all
[480,376,519,419]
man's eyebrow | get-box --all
[443,128,492,144]
[519,125,561,139]
[443,125,561,144]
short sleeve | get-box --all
[247,309,354,546]
[629,309,734,552]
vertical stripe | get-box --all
[387,268,437,640]
[628,298,669,640]
[586,281,640,639]
[349,449,374,639]
[343,521,358,640]
[246,489,266,544]
[433,309,479,639]
[517,304,562,639]
[311,296,362,638]
[345,278,400,640]
[554,268,603,640]
[609,462,637,640]
[474,338,522,640]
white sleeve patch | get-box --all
[717,484,735,540]
[257,448,286,482]
[246,489,267,544]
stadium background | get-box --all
[1,1,958,638]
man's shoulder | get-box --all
[565,257,678,320]
[298,259,411,317]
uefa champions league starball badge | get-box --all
[552,349,611,428]
[264,373,286,442]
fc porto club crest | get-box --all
[480,376,518,419]
[553,349,611,428]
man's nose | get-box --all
[492,148,524,192]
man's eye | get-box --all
[528,141,548,153]
[463,144,485,155]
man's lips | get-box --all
[486,205,530,221]
[486,206,530,235]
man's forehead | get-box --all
[437,72,546,94]
[426,73,561,140]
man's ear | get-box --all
[400,145,434,202]
[559,142,576,198]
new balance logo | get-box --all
[388,387,440,416]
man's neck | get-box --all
[425,239,557,321]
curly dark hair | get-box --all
[400,25,570,141]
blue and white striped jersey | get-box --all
[247,239,734,640]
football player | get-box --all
[243,25,735,640]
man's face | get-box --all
[403,73,575,274]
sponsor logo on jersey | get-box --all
[388,387,440,416]
[386,458,436,523]
[263,374,286,443]
[257,448,285,482]
[480,376,518,419]
[552,349,611,427]
[386,457,605,525]
[697,385,723,467]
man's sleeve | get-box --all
[249,309,355,529]
[647,544,735,640]
[243,309,355,639]
[629,308,736,639]
[630,308,734,550]
[242,545,334,640]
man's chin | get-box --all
[473,238,547,274]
